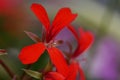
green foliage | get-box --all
[23,69,42,80]
[30,51,49,71]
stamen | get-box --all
[57,40,63,44]
[44,40,64,48]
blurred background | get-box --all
[0,0,120,80]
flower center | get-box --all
[45,40,63,48]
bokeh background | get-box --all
[0,0,120,80]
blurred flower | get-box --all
[68,26,94,58]
[55,26,94,58]
[68,26,93,80]
[0,0,30,37]
[18,3,77,77]
[89,36,120,80]
[55,26,94,80]
[45,61,84,80]
[0,0,22,13]
[23,62,83,80]
[0,49,7,55]
[44,71,65,80]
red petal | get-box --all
[45,72,65,80]
[72,28,94,58]
[31,3,50,31]
[47,8,77,42]
[47,48,69,77]
[66,62,78,80]
[67,25,80,42]
[18,43,46,64]
[77,64,86,80]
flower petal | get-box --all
[47,48,69,77]
[47,8,77,42]
[31,3,50,31]
[67,25,80,43]
[66,62,78,80]
[45,72,65,80]
[77,64,85,80]
[72,28,94,58]
[18,43,46,64]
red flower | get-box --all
[57,25,94,80]
[44,62,85,80]
[66,62,85,80]
[18,3,77,76]
[67,25,94,58]
[0,0,21,14]
[31,3,77,43]
[45,72,65,80]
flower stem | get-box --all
[0,59,14,78]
